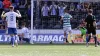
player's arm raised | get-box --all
[16,10,22,18]
[1,11,6,19]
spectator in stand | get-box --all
[77,3,81,10]
[3,0,12,12]
[50,2,57,16]
[19,1,26,9]
[41,2,49,28]
[80,2,84,10]
[15,0,20,7]
[10,0,19,8]
[19,0,27,8]
[84,2,90,9]
[12,3,17,9]
[69,3,75,15]
[41,2,49,17]
[58,3,66,17]
[20,0,27,4]
[70,3,75,12]
[49,2,58,28]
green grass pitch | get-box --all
[0,44,100,56]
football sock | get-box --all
[94,36,97,45]
[87,35,91,43]
[11,36,15,46]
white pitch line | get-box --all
[81,54,87,56]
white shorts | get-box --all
[63,27,72,34]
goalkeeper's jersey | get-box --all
[80,27,86,35]
[62,13,72,28]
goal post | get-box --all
[30,0,34,44]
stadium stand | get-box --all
[39,1,100,29]
[0,0,100,29]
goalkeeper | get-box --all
[80,26,87,41]
[77,23,87,41]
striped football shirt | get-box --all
[62,13,72,28]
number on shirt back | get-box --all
[10,16,13,21]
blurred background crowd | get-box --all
[0,0,100,29]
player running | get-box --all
[60,7,74,44]
[1,6,21,47]
[85,9,98,47]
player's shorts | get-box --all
[86,27,96,35]
[8,28,17,35]
[63,27,72,34]
[19,37,30,43]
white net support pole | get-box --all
[30,0,34,44]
